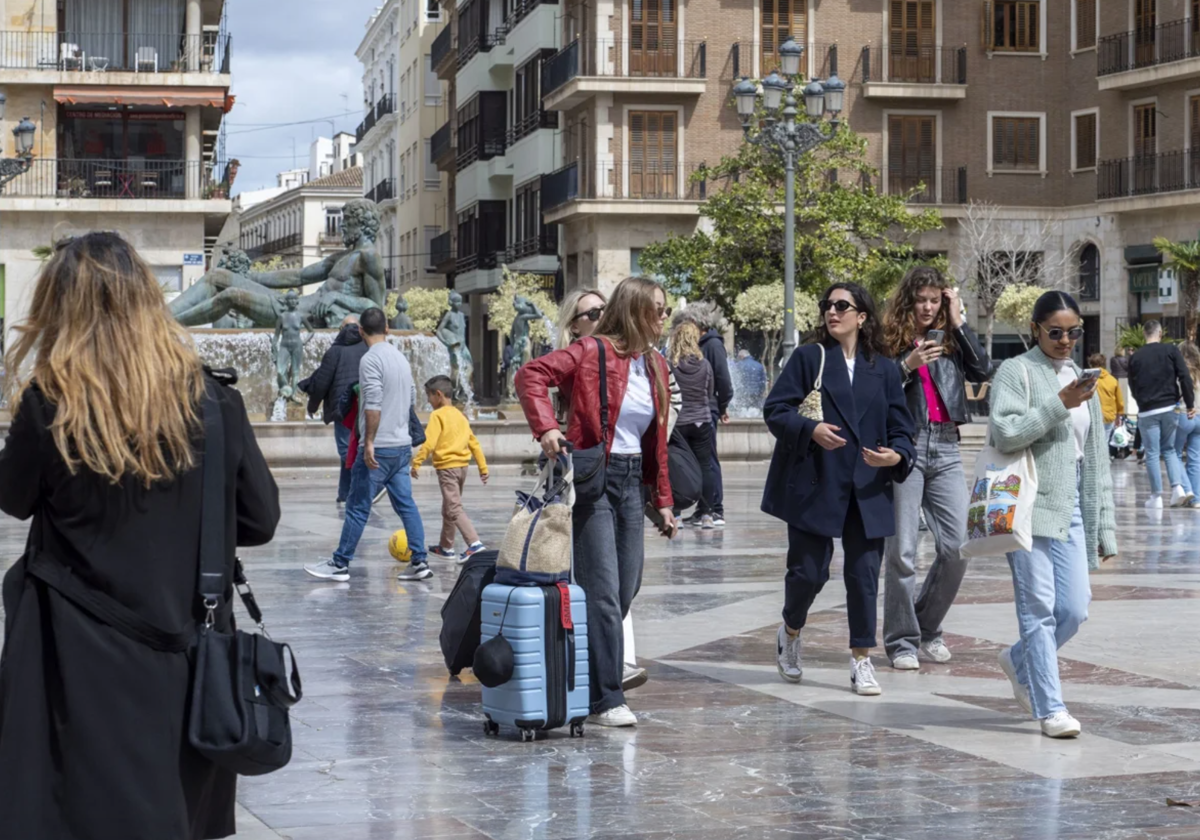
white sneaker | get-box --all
[998,648,1033,714]
[396,562,433,581]
[891,653,920,671]
[1145,495,1164,510]
[920,638,952,663]
[622,665,648,691]
[700,515,715,530]
[304,558,350,582]
[1041,710,1081,738]
[850,656,882,696]
[1171,486,1195,508]
[776,624,802,683]
[711,516,726,528]
[588,704,637,727]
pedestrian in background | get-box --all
[1174,342,1200,510]
[300,314,367,506]
[880,266,990,671]
[1129,320,1195,509]
[673,303,732,526]
[667,321,718,528]
[736,349,768,404]
[989,291,1117,739]
[1087,353,1124,439]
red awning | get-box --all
[54,86,234,111]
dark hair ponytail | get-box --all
[1030,291,1081,324]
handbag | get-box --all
[798,344,825,422]
[188,381,303,776]
[570,336,610,505]
[961,362,1039,558]
[496,450,575,586]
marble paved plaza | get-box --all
[6,459,1200,839]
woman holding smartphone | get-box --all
[881,267,991,670]
[990,291,1117,738]
[762,282,915,695]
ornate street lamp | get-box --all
[0,92,37,193]
[734,38,842,367]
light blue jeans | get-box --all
[1140,411,1184,495]
[333,446,427,568]
[1005,472,1091,719]
[1175,413,1200,497]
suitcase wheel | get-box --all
[570,722,585,738]
[519,728,535,743]
[484,719,500,737]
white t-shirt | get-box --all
[612,355,656,455]
[1054,359,1091,461]
[845,354,856,384]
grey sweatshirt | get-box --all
[358,341,415,448]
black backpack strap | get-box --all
[594,337,608,446]
[198,379,227,623]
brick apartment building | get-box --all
[426,0,1200,397]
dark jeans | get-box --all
[678,421,716,516]
[573,454,645,714]
[334,423,352,503]
[783,497,883,649]
[709,408,724,516]
[333,446,427,568]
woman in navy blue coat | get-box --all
[761,282,916,696]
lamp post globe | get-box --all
[779,38,803,76]
[803,80,826,119]
[822,73,846,116]
[761,72,787,111]
[13,117,35,156]
[733,76,759,123]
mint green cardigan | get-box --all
[989,347,1118,568]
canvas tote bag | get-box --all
[961,362,1039,558]
[496,450,575,585]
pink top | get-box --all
[915,341,951,423]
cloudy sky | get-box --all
[226,0,372,194]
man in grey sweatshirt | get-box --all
[306,307,429,582]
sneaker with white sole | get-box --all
[1041,710,1081,738]
[920,638,952,663]
[891,653,920,671]
[428,545,458,560]
[461,541,487,563]
[396,562,433,581]
[1172,486,1196,508]
[588,704,637,727]
[622,665,649,691]
[711,516,726,528]
[700,515,715,530]
[850,656,882,696]
[1145,495,1164,510]
[776,624,802,683]
[304,559,350,582]
[998,647,1033,714]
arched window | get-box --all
[1079,242,1100,301]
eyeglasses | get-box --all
[819,299,859,314]
[572,307,605,323]
[1041,326,1084,342]
[657,306,672,319]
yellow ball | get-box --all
[389,529,412,563]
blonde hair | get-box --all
[668,321,702,366]
[555,287,606,350]
[6,232,205,486]
[594,276,670,419]
[1182,342,1200,386]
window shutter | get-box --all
[1077,0,1096,49]
[981,1,993,49]
[662,113,677,197]
[918,116,935,184]
[1190,96,1200,151]
[762,0,776,70]
[992,117,1007,167]
[792,0,807,49]
[1075,113,1096,169]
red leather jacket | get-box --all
[516,336,674,509]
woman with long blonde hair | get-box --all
[555,287,607,350]
[1174,342,1200,509]
[517,276,676,728]
[0,232,280,839]
[667,321,718,527]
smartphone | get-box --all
[643,503,678,539]
[924,329,945,345]
[1078,368,1101,387]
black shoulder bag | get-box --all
[188,381,302,776]
[569,336,609,505]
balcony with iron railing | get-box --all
[0,158,229,202]
[506,229,559,264]
[356,95,396,145]
[1097,150,1200,210]
[244,232,301,262]
[318,231,344,249]
[883,167,969,205]
[1098,18,1200,90]
[432,24,455,79]
[861,45,967,99]
[542,160,709,221]
[366,177,396,205]
[457,0,509,70]
[541,39,708,110]
[506,109,558,147]
[432,119,456,172]
[431,229,456,273]
[0,30,231,75]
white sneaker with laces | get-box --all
[776,624,802,683]
[304,559,350,582]
[588,704,637,727]
[1041,711,1082,738]
[850,656,882,696]
[891,653,919,671]
[920,638,952,663]
[711,516,726,528]
[622,665,649,691]
[998,647,1033,714]
[700,515,715,530]
[1145,495,1164,510]
[1172,486,1195,508]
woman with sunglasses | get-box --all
[762,283,915,695]
[990,291,1117,738]
[517,277,676,728]
[880,267,990,671]
[555,288,607,351]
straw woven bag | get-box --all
[496,452,575,586]
[798,344,826,422]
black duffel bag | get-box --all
[440,550,498,674]
[667,428,703,511]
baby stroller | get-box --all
[1110,416,1135,460]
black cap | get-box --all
[473,634,514,688]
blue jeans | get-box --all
[1005,474,1091,719]
[334,423,352,502]
[1175,413,1200,496]
[1140,411,1184,494]
[333,446,427,567]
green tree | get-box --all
[731,282,817,383]
[487,267,558,344]
[995,284,1045,349]
[638,120,943,316]
[1154,235,1200,342]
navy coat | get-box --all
[761,342,916,539]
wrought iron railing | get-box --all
[1,158,224,200]
[506,109,558,146]
[1098,18,1200,76]
[245,232,301,261]
[431,230,455,270]
[542,38,707,96]
[886,166,968,204]
[1098,150,1200,199]
[507,230,559,262]
[862,44,967,84]
[0,30,230,72]
[431,25,454,75]
[432,119,455,166]
[541,160,709,209]
[506,0,558,31]
[366,177,396,204]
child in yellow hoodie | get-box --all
[412,375,489,562]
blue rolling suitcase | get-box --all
[480,582,589,741]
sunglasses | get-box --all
[572,306,605,323]
[819,299,859,314]
[657,306,672,319]
[1039,326,1084,341]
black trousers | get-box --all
[709,408,724,516]
[783,497,884,649]
[677,421,716,516]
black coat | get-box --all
[700,329,733,415]
[0,376,280,840]
[1130,341,1196,413]
[895,324,991,427]
[761,343,916,539]
[299,323,367,423]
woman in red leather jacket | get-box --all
[516,276,676,728]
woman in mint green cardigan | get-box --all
[988,291,1117,740]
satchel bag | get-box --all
[188,381,303,776]
[570,336,610,505]
[798,344,825,422]
[496,450,575,586]
[961,363,1039,558]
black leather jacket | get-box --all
[894,324,991,427]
